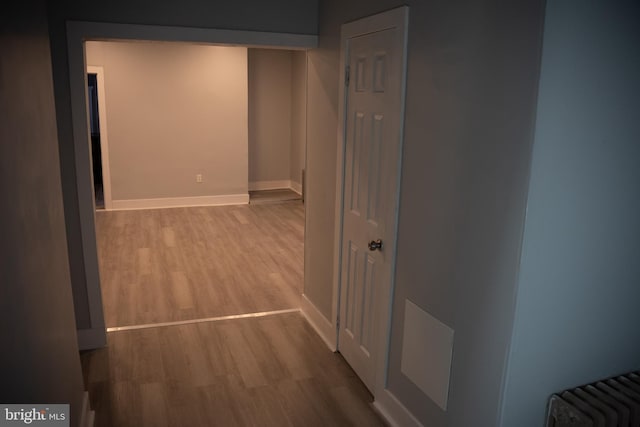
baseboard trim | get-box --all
[290,181,302,195]
[109,194,249,210]
[249,180,303,195]
[300,294,336,352]
[77,327,106,350]
[249,180,292,191]
[373,389,424,427]
[79,391,95,427]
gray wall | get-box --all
[248,48,308,188]
[0,1,86,423]
[46,0,318,329]
[290,51,307,188]
[48,0,317,35]
[86,41,248,201]
[500,1,640,425]
[248,49,292,185]
[303,43,340,317]
[305,1,544,426]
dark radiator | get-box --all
[546,372,640,427]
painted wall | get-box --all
[500,1,640,425]
[290,51,307,189]
[303,46,340,318]
[46,0,318,330]
[86,41,248,201]
[0,1,85,422]
[248,49,292,186]
[248,48,308,190]
[305,1,544,426]
[48,0,317,36]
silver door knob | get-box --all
[368,239,383,251]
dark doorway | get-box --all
[88,73,104,209]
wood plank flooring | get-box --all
[81,312,384,427]
[96,201,304,328]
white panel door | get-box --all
[338,27,403,393]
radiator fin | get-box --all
[547,371,640,427]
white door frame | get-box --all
[86,66,113,210]
[330,6,410,396]
[66,21,317,350]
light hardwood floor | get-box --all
[96,201,304,327]
[81,312,384,427]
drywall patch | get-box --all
[401,299,454,411]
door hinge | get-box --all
[336,315,340,330]
[345,65,350,87]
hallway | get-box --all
[81,312,384,426]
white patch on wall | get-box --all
[401,299,455,411]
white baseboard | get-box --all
[300,294,336,352]
[109,194,249,211]
[290,180,302,195]
[373,389,424,427]
[79,391,95,427]
[249,180,292,191]
[249,180,303,195]
[77,328,107,350]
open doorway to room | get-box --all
[86,65,113,211]
[84,40,308,329]
[87,73,104,209]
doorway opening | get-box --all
[66,21,317,352]
[83,40,308,331]
[87,73,104,209]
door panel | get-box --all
[338,27,402,393]
[367,114,383,223]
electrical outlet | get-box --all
[196,174,203,183]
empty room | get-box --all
[84,40,307,328]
